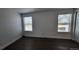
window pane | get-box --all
[23,17,32,31]
[58,14,72,32]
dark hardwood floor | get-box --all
[4,37,79,50]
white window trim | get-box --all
[23,16,33,32]
[58,14,72,32]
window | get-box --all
[58,14,72,32]
[23,16,32,31]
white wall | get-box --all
[0,8,22,49]
[23,9,73,39]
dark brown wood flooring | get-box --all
[4,37,79,50]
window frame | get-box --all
[57,14,72,33]
[22,15,33,32]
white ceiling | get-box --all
[16,8,73,13]
[0,8,73,14]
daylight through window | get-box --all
[58,14,72,32]
[23,16,32,31]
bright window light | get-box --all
[23,16,32,31]
[58,14,72,32]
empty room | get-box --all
[0,8,79,50]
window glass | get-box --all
[23,16,32,31]
[58,14,72,32]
